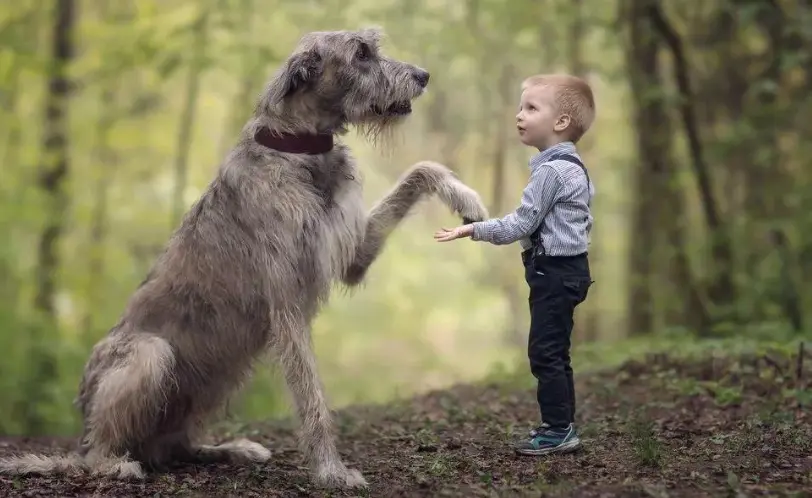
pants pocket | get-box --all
[562,276,592,306]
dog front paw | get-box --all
[314,463,368,489]
[457,187,489,223]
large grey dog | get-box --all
[0,28,487,488]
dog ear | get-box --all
[266,50,323,106]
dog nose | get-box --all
[413,69,430,88]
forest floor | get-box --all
[1,342,810,497]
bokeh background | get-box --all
[1,0,810,436]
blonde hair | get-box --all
[521,74,595,143]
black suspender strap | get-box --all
[528,153,592,253]
[554,153,591,207]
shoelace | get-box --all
[529,423,551,437]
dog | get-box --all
[0,27,488,489]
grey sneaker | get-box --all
[528,422,550,437]
[515,423,581,456]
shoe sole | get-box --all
[514,438,581,456]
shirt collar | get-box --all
[529,141,576,167]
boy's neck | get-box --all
[535,139,574,153]
[529,141,577,166]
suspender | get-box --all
[555,153,591,207]
[529,153,592,253]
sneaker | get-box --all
[515,423,581,456]
[528,422,549,437]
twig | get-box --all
[796,341,805,413]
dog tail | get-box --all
[0,335,175,480]
[0,453,87,476]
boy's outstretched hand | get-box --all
[434,224,474,242]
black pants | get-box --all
[522,249,592,429]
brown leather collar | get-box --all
[254,126,333,154]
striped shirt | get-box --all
[471,141,594,256]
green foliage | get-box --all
[628,415,663,468]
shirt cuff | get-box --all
[471,221,491,242]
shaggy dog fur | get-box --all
[0,27,488,489]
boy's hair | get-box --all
[521,74,595,143]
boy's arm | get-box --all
[470,165,561,245]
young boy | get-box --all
[434,73,595,456]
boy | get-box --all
[434,73,595,456]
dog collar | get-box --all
[254,127,334,155]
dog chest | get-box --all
[315,178,365,278]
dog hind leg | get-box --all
[80,334,177,479]
[184,439,272,464]
[151,429,271,466]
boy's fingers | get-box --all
[434,226,464,242]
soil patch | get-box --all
[2,347,810,496]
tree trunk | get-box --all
[171,9,209,230]
[27,0,76,435]
[751,2,803,332]
[217,0,263,160]
[0,70,21,306]
[623,0,658,336]
[82,88,117,334]
[489,63,525,348]
[769,229,803,332]
[646,3,736,322]
[538,2,556,68]
[566,0,597,342]
[624,0,711,335]
[1,68,24,306]
[0,73,22,175]
[569,0,585,78]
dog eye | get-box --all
[356,43,372,61]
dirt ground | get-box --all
[1,347,810,497]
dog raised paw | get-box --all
[454,183,489,224]
[404,159,489,224]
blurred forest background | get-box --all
[1,0,810,437]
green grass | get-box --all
[482,335,807,388]
[627,414,664,468]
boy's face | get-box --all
[516,85,571,150]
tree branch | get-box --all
[646,1,736,309]
[645,2,720,231]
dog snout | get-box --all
[412,69,430,88]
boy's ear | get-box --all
[554,114,571,132]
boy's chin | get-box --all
[518,134,536,147]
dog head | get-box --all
[261,28,430,133]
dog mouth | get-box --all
[372,101,412,116]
